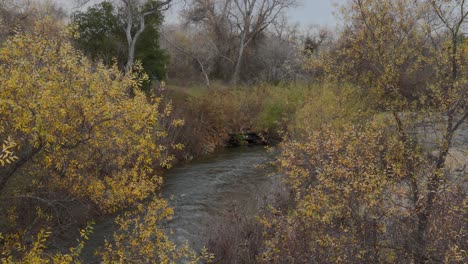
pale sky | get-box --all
[54,0,345,27]
[288,0,347,28]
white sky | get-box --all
[288,0,347,28]
[53,0,345,27]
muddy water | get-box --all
[82,146,272,262]
[162,146,272,250]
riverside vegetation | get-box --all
[0,0,467,263]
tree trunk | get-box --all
[125,39,136,72]
[123,4,147,73]
[124,1,133,72]
[231,33,246,86]
[413,111,468,264]
[125,18,145,73]
[202,69,211,88]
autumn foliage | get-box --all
[0,19,194,262]
[261,119,466,263]
[0,20,173,211]
[259,0,467,263]
[0,0,466,263]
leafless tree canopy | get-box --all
[183,0,298,84]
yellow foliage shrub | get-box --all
[0,19,173,212]
[0,224,93,263]
[289,82,368,135]
[260,119,466,263]
[0,18,202,263]
[99,197,213,264]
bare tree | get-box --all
[228,0,297,85]
[162,25,217,87]
[185,0,297,85]
[247,16,302,84]
[185,0,236,79]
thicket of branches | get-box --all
[259,0,467,263]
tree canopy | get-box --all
[72,1,169,85]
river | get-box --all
[81,146,273,262]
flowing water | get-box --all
[82,146,273,262]
[162,146,272,250]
